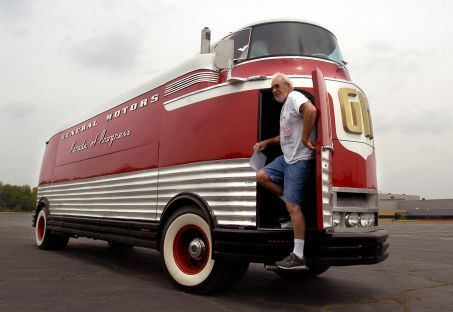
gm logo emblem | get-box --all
[338,88,374,139]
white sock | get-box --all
[293,239,304,259]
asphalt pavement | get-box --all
[1,213,452,311]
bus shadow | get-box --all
[58,239,378,306]
[219,265,380,307]
[59,239,172,289]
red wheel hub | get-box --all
[37,215,45,241]
[173,224,210,275]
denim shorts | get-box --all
[263,155,315,207]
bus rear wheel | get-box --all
[35,209,69,250]
[160,206,237,294]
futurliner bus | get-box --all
[33,19,389,293]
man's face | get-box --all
[271,78,291,103]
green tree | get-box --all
[0,182,37,212]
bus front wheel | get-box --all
[160,206,237,294]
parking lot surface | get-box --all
[1,213,452,311]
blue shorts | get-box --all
[263,155,314,207]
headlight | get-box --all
[359,213,371,227]
[333,212,342,227]
[359,213,376,227]
[369,213,376,226]
[345,213,359,227]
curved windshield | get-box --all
[248,22,345,65]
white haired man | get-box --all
[253,73,317,269]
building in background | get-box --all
[379,193,453,219]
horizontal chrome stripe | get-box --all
[162,76,318,111]
[164,72,219,96]
[156,159,256,226]
[46,210,156,221]
[333,226,379,233]
[39,158,257,227]
[162,72,357,112]
[39,170,158,220]
[166,72,218,92]
[332,187,378,194]
[165,75,219,96]
[333,207,377,213]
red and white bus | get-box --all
[33,19,389,293]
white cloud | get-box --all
[68,27,145,72]
[0,0,35,35]
[399,109,452,135]
[0,102,36,120]
[374,107,452,136]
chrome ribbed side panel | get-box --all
[38,159,257,227]
[164,72,219,96]
[157,159,257,227]
[321,149,333,228]
[38,170,158,220]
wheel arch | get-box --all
[158,192,217,248]
[33,197,49,227]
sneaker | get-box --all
[275,253,306,269]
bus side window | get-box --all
[249,39,269,58]
[226,28,251,61]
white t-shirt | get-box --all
[280,91,317,163]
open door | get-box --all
[312,68,333,231]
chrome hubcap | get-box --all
[188,238,205,260]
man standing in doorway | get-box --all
[254,73,317,269]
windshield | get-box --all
[248,22,345,65]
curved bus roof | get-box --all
[230,18,336,38]
[55,19,336,136]
[56,53,216,134]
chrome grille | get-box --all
[321,148,333,228]
[164,71,219,96]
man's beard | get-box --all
[274,94,286,103]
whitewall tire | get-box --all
[160,206,235,293]
[162,210,214,286]
[35,209,69,250]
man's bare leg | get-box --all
[286,202,305,239]
[256,169,283,196]
[257,170,307,266]
[277,202,306,265]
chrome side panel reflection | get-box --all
[38,170,159,220]
[38,159,257,227]
[157,159,256,227]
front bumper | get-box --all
[213,228,389,266]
